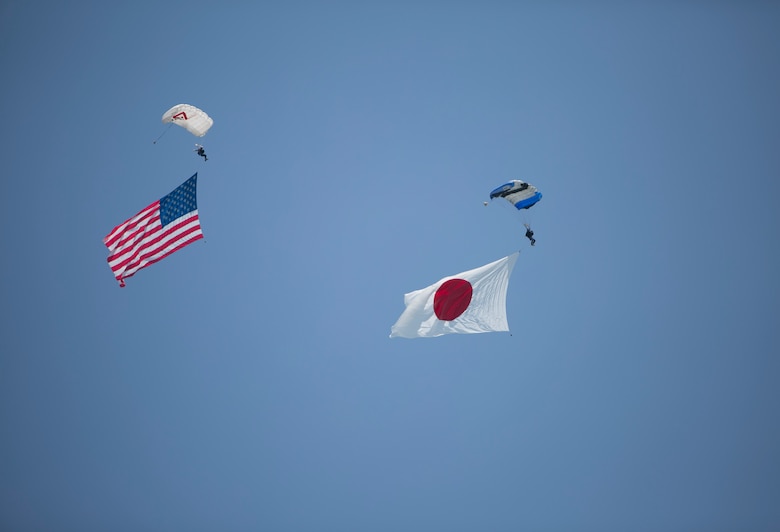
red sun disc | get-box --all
[433,279,473,321]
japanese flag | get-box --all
[390,253,519,339]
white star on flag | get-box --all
[390,252,519,339]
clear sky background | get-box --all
[1,2,779,530]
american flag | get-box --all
[104,174,204,287]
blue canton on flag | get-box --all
[160,175,198,226]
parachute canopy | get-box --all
[162,104,213,137]
[489,180,542,210]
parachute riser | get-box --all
[488,194,536,235]
[152,122,174,144]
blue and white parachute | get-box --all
[489,180,542,210]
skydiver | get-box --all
[524,223,536,246]
[194,144,208,161]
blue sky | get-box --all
[1,2,779,530]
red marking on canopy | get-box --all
[434,279,472,321]
[172,112,189,120]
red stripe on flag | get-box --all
[108,215,163,261]
[105,205,202,285]
[120,231,204,281]
[108,215,199,271]
[115,217,202,277]
[103,202,159,251]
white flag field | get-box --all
[390,252,519,339]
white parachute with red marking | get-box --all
[161,104,213,137]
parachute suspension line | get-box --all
[152,123,174,144]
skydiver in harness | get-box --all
[194,144,208,161]
[524,223,536,246]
